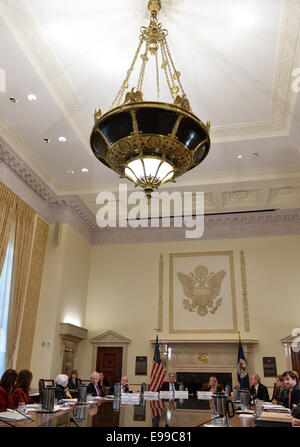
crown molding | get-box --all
[90,208,300,245]
[0,143,97,243]
[1,142,300,246]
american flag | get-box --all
[150,399,165,426]
[149,335,165,391]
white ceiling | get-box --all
[0,0,300,216]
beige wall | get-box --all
[30,223,91,389]
[79,235,300,389]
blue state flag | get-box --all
[237,339,250,389]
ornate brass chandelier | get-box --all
[90,0,211,199]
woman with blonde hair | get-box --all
[207,376,221,393]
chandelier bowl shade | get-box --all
[91,101,210,197]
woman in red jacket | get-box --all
[0,369,17,412]
[12,369,33,407]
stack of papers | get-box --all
[0,410,28,421]
[25,404,41,412]
[262,404,291,414]
[197,391,212,400]
[258,411,292,423]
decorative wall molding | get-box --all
[0,143,97,243]
[240,251,250,333]
[1,142,300,246]
[156,254,164,333]
[16,217,49,371]
[91,209,300,245]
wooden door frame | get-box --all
[90,331,131,377]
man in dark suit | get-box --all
[87,371,102,397]
[282,370,300,410]
[108,376,133,395]
[250,374,269,401]
[160,372,180,392]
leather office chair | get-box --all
[38,379,55,394]
[80,379,91,386]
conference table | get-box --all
[0,398,255,428]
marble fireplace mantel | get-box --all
[150,338,259,386]
[150,339,258,345]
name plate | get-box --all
[174,391,188,399]
[159,391,176,399]
[121,393,140,403]
[143,391,159,399]
[197,391,212,400]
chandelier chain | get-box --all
[110,38,144,109]
[160,41,175,100]
[164,37,186,98]
[155,51,160,101]
[137,46,149,92]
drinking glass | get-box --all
[18,402,26,413]
[255,399,263,417]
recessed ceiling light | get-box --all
[58,136,67,143]
[9,97,18,103]
[253,152,262,157]
[238,155,243,159]
[67,169,74,174]
[27,94,37,101]
[43,138,50,143]
[81,168,89,173]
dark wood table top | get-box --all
[0,399,256,428]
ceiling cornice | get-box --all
[1,143,300,245]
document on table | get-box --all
[0,410,28,421]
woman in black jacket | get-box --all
[68,369,80,391]
[55,374,71,401]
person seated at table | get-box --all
[205,376,222,393]
[250,374,269,401]
[0,369,17,411]
[282,370,300,410]
[108,375,133,394]
[160,372,179,392]
[68,369,80,391]
[54,374,72,401]
[98,372,109,389]
[272,374,288,405]
[12,369,33,407]
[87,371,103,397]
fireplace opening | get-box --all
[177,372,232,396]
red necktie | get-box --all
[96,385,101,396]
[288,390,292,408]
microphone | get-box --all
[15,409,34,422]
[196,415,224,427]
[69,417,80,427]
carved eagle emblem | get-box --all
[177,265,226,316]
